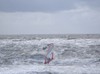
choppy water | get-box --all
[0,34,100,74]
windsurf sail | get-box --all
[44,43,54,64]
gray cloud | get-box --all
[0,0,99,12]
[0,6,100,34]
[0,0,100,34]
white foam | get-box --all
[0,39,100,46]
[0,65,100,74]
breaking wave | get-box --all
[0,34,100,74]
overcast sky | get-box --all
[0,0,100,34]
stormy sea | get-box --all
[0,34,100,74]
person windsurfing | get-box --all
[43,43,54,64]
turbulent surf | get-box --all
[0,34,100,74]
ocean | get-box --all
[0,34,100,74]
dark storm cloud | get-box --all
[0,0,100,34]
[0,0,99,12]
[85,0,100,7]
[84,0,100,10]
[0,0,75,12]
